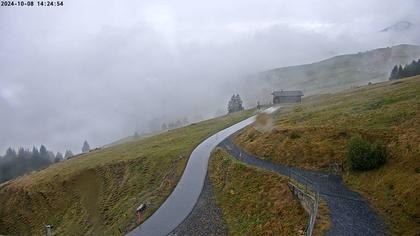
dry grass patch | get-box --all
[313,200,332,236]
[209,148,322,235]
[236,125,348,171]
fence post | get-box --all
[45,225,53,236]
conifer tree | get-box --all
[390,59,420,80]
[227,94,244,113]
[64,150,74,159]
[55,152,63,163]
[40,145,48,159]
[82,141,90,153]
[389,65,399,80]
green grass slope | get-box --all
[235,75,420,235]
[0,109,254,235]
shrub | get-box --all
[346,136,387,171]
[290,132,301,139]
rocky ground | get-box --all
[170,176,228,236]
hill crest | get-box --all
[240,44,420,104]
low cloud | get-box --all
[0,0,419,154]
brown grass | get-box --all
[209,148,331,235]
[236,125,348,171]
[313,200,332,236]
[234,75,420,235]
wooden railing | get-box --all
[287,169,320,236]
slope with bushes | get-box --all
[235,75,420,235]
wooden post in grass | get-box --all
[136,203,147,224]
[44,225,53,236]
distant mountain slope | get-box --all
[381,21,413,32]
[242,44,420,104]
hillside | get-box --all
[241,44,420,104]
[208,148,331,235]
[0,109,254,235]
[102,131,160,149]
[235,75,420,235]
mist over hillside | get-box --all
[1,0,420,154]
[239,44,420,105]
[381,21,414,32]
[1,1,420,234]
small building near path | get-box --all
[271,90,303,104]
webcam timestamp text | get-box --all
[1,1,64,7]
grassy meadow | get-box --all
[0,109,254,235]
[235,75,420,235]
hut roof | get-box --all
[272,90,303,97]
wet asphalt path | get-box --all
[126,107,280,236]
[127,105,386,236]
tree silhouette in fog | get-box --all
[82,141,90,153]
[389,59,420,80]
[228,94,244,113]
[0,145,58,183]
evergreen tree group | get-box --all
[228,94,244,113]
[389,59,420,80]
[82,141,90,153]
[0,145,70,184]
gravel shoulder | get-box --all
[219,137,387,236]
[170,175,228,236]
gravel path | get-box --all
[219,137,388,236]
[170,176,228,236]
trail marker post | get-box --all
[136,203,147,224]
[44,224,53,236]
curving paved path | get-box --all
[127,106,387,236]
[219,138,388,236]
[127,107,280,236]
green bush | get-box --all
[346,136,387,171]
[290,131,301,139]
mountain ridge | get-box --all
[240,44,420,104]
[381,21,413,32]
[265,44,420,72]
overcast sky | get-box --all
[1,0,419,154]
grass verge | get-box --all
[208,148,331,235]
